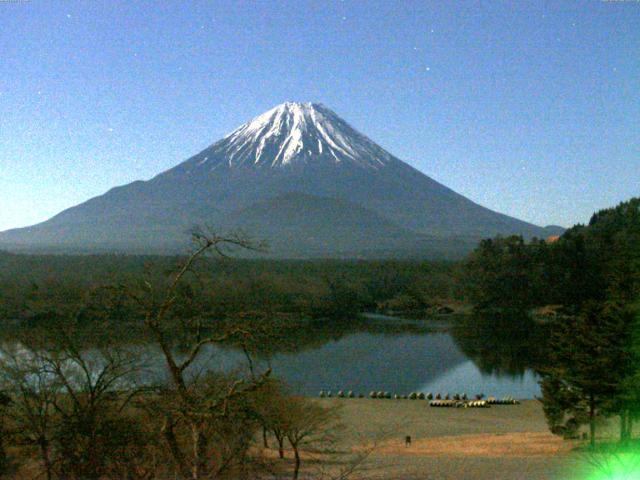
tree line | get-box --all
[465,197,640,447]
[0,252,467,326]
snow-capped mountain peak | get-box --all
[1,101,560,256]
[192,102,394,170]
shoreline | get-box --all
[303,398,589,479]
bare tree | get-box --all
[284,398,341,480]
[255,391,343,480]
[43,344,144,479]
[0,335,148,480]
[0,344,59,480]
[260,393,390,480]
[131,229,272,480]
[255,381,290,459]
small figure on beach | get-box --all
[405,435,412,447]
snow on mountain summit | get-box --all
[188,102,395,170]
[1,101,561,255]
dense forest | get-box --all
[0,252,468,328]
[466,197,640,446]
[466,197,640,313]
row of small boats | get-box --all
[318,390,520,405]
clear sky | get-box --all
[1,0,638,231]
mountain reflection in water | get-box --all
[3,313,549,398]
[169,314,548,398]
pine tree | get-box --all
[540,302,633,447]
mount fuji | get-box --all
[0,102,562,257]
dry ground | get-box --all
[303,399,593,480]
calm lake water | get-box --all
[164,314,545,399]
[254,331,539,398]
[3,314,546,399]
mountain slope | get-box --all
[221,192,476,258]
[0,102,561,257]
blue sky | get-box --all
[1,0,638,231]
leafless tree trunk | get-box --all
[131,229,270,479]
[38,437,53,480]
[273,428,286,459]
[161,414,190,479]
[292,444,301,480]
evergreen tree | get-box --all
[616,303,640,444]
[465,236,541,311]
[540,302,633,447]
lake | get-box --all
[1,313,547,399]
[160,314,546,399]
